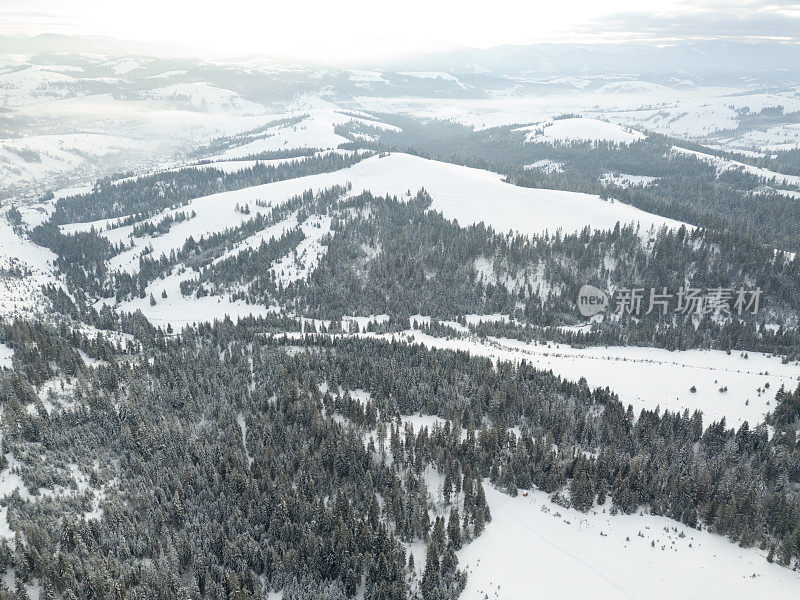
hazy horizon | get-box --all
[2,0,799,63]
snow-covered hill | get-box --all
[517,118,646,144]
[66,153,683,253]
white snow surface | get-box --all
[213,105,400,160]
[524,159,564,173]
[673,147,800,187]
[349,70,388,84]
[114,266,277,330]
[270,215,331,286]
[399,71,460,82]
[77,153,685,280]
[0,133,138,190]
[600,173,659,187]
[391,332,799,428]
[460,485,800,600]
[0,213,60,318]
[0,344,12,369]
[140,82,263,114]
[518,118,646,144]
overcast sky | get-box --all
[1,0,798,62]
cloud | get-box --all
[582,2,800,42]
[1,0,799,62]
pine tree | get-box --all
[447,507,462,549]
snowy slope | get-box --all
[399,71,461,82]
[115,268,277,329]
[672,147,800,187]
[517,118,646,144]
[389,331,800,428]
[213,108,401,159]
[0,133,137,190]
[67,153,686,278]
[0,344,12,369]
[270,214,331,286]
[112,214,333,328]
[0,65,76,107]
[600,173,659,187]
[340,154,681,235]
[460,485,800,600]
[0,213,60,319]
[524,159,564,173]
[140,82,264,114]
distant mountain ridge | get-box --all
[3,34,800,82]
[386,40,800,81]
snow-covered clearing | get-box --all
[0,344,12,369]
[524,159,564,173]
[459,484,800,600]
[341,314,390,332]
[766,187,800,200]
[387,332,799,428]
[600,172,659,187]
[400,413,449,433]
[274,328,796,429]
[673,147,800,187]
[399,71,461,82]
[517,118,646,144]
[349,70,388,84]
[113,208,327,329]
[270,215,331,286]
[398,71,466,89]
[114,268,277,329]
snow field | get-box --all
[391,331,800,428]
[600,172,659,187]
[459,485,800,600]
[524,159,564,173]
[0,344,13,369]
[212,106,400,160]
[672,147,800,187]
[0,213,60,318]
[516,118,646,144]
